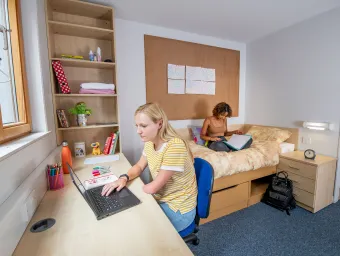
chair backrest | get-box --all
[194,158,214,219]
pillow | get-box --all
[246,126,292,143]
[190,126,205,146]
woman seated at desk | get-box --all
[102,103,197,232]
[200,102,248,152]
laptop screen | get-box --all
[67,163,99,216]
[67,163,86,194]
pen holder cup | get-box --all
[48,172,64,190]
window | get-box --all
[0,0,30,144]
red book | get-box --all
[108,133,116,154]
[103,136,113,155]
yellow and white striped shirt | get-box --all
[143,138,197,214]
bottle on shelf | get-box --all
[89,50,94,61]
[96,47,102,62]
[61,141,73,174]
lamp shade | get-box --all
[303,122,330,130]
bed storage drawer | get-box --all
[210,182,249,212]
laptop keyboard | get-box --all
[89,187,123,213]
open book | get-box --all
[223,134,252,151]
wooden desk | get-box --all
[14,154,193,256]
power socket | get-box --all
[301,136,312,145]
[307,137,312,144]
[24,190,38,222]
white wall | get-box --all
[246,7,340,200]
[0,0,57,255]
[115,19,246,165]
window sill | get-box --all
[0,131,51,162]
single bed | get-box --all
[177,124,299,223]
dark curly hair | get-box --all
[212,102,232,117]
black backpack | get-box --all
[261,171,296,215]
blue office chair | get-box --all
[179,158,214,245]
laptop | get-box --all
[68,164,141,220]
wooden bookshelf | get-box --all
[49,0,112,21]
[45,0,120,156]
[58,123,119,131]
[54,93,117,97]
[48,21,114,40]
[51,58,115,69]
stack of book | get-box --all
[103,131,120,155]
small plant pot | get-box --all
[77,114,87,126]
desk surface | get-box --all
[14,153,193,256]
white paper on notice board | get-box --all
[186,66,203,81]
[202,81,215,95]
[186,80,202,94]
[201,68,215,82]
[186,80,215,95]
[167,64,185,79]
[168,79,185,94]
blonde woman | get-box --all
[102,103,198,232]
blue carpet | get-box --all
[189,202,340,256]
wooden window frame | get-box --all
[0,0,31,144]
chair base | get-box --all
[183,233,200,245]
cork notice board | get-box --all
[144,35,240,120]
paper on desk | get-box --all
[168,79,185,94]
[167,64,185,79]
[84,174,118,190]
[84,154,120,165]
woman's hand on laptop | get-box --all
[101,179,127,196]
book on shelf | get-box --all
[103,135,113,155]
[103,131,120,155]
[56,109,70,128]
[108,131,120,155]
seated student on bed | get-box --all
[101,103,197,232]
[200,102,248,152]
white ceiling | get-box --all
[91,0,340,42]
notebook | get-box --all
[223,134,252,151]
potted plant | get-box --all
[68,102,92,127]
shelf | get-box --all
[58,124,119,131]
[51,58,115,69]
[49,20,114,40]
[49,0,112,20]
[54,94,117,97]
[251,182,269,197]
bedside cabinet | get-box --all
[278,151,337,213]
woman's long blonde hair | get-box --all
[135,103,193,161]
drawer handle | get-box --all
[224,185,237,190]
[288,165,299,170]
[214,185,237,193]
